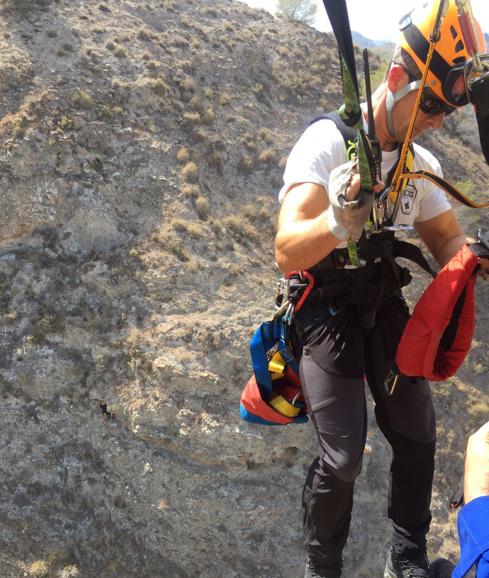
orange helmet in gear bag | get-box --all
[397,0,487,107]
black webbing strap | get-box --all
[320,0,361,125]
[407,170,489,208]
[403,23,452,83]
[310,112,357,160]
[393,240,436,277]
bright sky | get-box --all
[239,0,489,42]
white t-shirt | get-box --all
[279,118,451,229]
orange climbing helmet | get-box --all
[397,0,487,106]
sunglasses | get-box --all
[402,76,459,117]
[419,89,457,117]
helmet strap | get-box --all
[385,80,422,139]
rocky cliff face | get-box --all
[0,1,487,577]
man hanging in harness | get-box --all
[274,2,489,577]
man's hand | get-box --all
[464,421,489,504]
[326,160,384,241]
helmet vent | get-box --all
[455,40,465,53]
[450,25,458,39]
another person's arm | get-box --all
[452,422,489,578]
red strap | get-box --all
[287,270,315,313]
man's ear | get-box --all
[387,64,409,93]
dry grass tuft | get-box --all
[258,148,277,165]
[181,161,199,183]
[176,147,190,163]
[182,112,201,128]
[195,196,209,220]
[73,90,95,110]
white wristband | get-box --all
[326,205,349,241]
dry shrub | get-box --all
[209,218,223,235]
[186,259,201,273]
[192,129,208,143]
[173,36,189,49]
[241,204,260,219]
[151,78,170,96]
[180,184,199,198]
[180,76,195,92]
[258,148,277,165]
[185,222,204,238]
[201,107,215,125]
[176,147,190,163]
[27,560,49,578]
[73,90,95,109]
[98,105,124,119]
[219,93,231,106]
[237,155,255,174]
[114,47,127,58]
[171,218,188,233]
[222,216,258,240]
[205,151,222,173]
[242,134,257,152]
[258,127,274,144]
[195,196,209,220]
[181,161,199,183]
[180,59,194,73]
[189,95,204,112]
[137,28,152,42]
[182,112,201,128]
[172,220,203,238]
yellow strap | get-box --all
[268,351,286,376]
[389,147,415,206]
[269,395,301,418]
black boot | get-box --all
[384,548,431,578]
[429,558,454,578]
[304,560,342,578]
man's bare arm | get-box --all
[464,421,489,504]
[275,182,341,273]
[415,209,467,267]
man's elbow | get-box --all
[274,241,290,274]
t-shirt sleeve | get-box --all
[452,496,489,578]
[278,120,346,203]
[415,150,452,223]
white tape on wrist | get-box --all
[326,205,349,241]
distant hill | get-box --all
[351,30,394,50]
[354,30,489,56]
